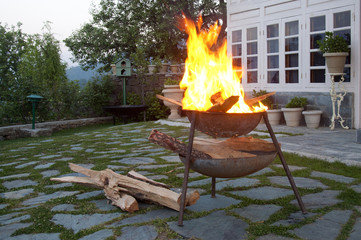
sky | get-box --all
[0,0,101,67]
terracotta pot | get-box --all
[302,110,322,129]
[281,107,304,127]
[266,109,282,125]
[324,52,348,74]
[162,85,184,120]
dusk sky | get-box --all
[0,0,101,67]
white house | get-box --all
[227,0,360,129]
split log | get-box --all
[148,129,212,160]
[51,163,200,212]
[245,92,276,107]
[127,170,171,189]
[207,95,239,113]
[221,136,279,152]
[156,94,182,107]
[210,91,223,105]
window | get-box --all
[310,15,326,83]
[246,27,258,83]
[267,24,279,83]
[231,30,242,80]
[285,21,299,83]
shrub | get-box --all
[285,97,307,108]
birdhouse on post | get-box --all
[115,58,132,77]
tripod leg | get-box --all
[178,112,197,226]
[263,112,307,214]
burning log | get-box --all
[210,91,223,105]
[148,129,212,160]
[51,163,200,212]
[207,95,239,112]
[245,92,276,107]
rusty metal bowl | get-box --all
[180,151,277,178]
[184,110,264,138]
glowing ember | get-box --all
[180,16,267,113]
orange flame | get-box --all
[180,16,266,113]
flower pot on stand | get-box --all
[162,85,184,120]
[281,108,304,127]
[302,110,322,129]
[324,52,348,74]
[266,109,282,125]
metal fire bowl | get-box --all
[184,110,264,138]
[180,152,277,178]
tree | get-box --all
[65,0,227,70]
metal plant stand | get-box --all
[178,111,306,226]
[329,73,349,130]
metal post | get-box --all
[263,112,307,214]
[178,112,197,226]
[123,78,127,105]
[211,177,216,198]
[31,102,36,129]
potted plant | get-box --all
[148,57,161,74]
[317,31,349,74]
[162,77,184,119]
[267,104,282,126]
[281,97,307,127]
[302,110,323,129]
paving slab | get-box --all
[79,229,113,240]
[76,190,103,200]
[5,233,61,240]
[111,157,156,165]
[348,217,361,240]
[268,176,328,189]
[176,171,203,178]
[22,191,79,206]
[34,162,55,169]
[311,171,355,184]
[290,210,352,240]
[272,211,317,226]
[216,178,260,190]
[110,208,178,227]
[2,179,38,189]
[0,173,29,180]
[249,167,274,176]
[350,183,361,193]
[14,161,37,169]
[39,154,61,159]
[51,204,76,212]
[117,225,157,240]
[290,190,342,209]
[256,234,296,240]
[160,155,181,163]
[51,213,119,233]
[0,162,21,167]
[0,222,32,239]
[45,183,72,189]
[41,170,60,177]
[273,164,307,172]
[232,204,282,222]
[231,186,294,200]
[0,204,8,209]
[0,188,34,199]
[187,194,239,212]
[168,210,249,240]
[147,175,168,180]
[137,164,174,169]
[91,199,117,211]
[1,214,30,225]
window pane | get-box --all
[268,71,279,83]
[267,24,279,38]
[285,21,298,36]
[310,33,325,49]
[285,54,298,67]
[334,11,351,28]
[247,71,258,83]
[334,29,351,45]
[268,56,279,68]
[310,69,325,83]
[310,16,325,32]
[285,37,298,51]
[247,57,257,69]
[286,70,298,83]
[233,58,242,67]
[247,27,257,40]
[310,52,325,66]
[267,40,279,53]
[346,50,351,64]
[232,30,242,43]
[247,42,257,55]
[232,44,242,56]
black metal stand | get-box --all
[177,111,306,226]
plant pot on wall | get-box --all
[281,108,304,127]
[161,85,184,120]
[324,52,348,74]
[160,63,170,74]
[148,65,156,74]
[170,64,179,73]
[302,110,322,129]
[266,109,282,125]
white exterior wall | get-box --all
[227,0,361,128]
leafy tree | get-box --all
[65,0,226,70]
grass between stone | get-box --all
[0,121,360,240]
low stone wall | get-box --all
[0,117,113,141]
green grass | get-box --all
[1,121,361,240]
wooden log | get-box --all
[156,94,182,107]
[193,138,256,158]
[245,92,276,107]
[221,136,279,152]
[210,91,223,105]
[51,164,200,212]
[127,170,171,189]
[207,95,239,113]
[148,129,212,160]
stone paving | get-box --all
[0,120,360,239]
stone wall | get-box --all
[0,117,113,141]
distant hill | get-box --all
[66,65,100,88]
